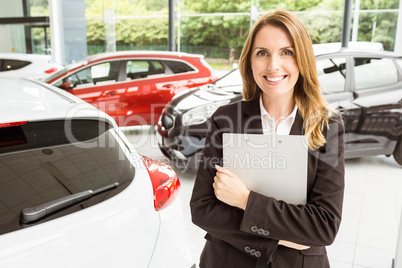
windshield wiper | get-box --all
[20,182,119,224]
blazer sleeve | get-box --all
[190,106,279,263]
[240,116,345,247]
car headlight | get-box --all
[182,100,230,126]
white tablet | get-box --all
[222,133,308,205]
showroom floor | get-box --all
[124,119,402,268]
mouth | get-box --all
[264,75,287,82]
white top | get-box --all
[259,95,298,135]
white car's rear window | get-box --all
[0,119,134,235]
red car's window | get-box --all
[126,60,165,80]
[164,60,194,74]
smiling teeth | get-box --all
[266,76,285,82]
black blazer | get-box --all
[190,98,345,268]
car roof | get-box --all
[0,52,52,61]
[84,50,205,63]
[313,41,384,54]
[315,47,402,58]
[0,76,113,125]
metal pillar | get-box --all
[168,0,175,51]
[341,0,353,48]
[103,0,116,53]
[49,0,87,65]
[351,0,360,42]
[395,0,402,53]
[22,0,33,53]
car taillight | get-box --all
[0,121,28,128]
[44,68,58,74]
[0,121,28,148]
[141,155,180,211]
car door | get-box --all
[347,55,402,154]
[316,55,354,146]
[119,59,178,126]
[59,60,125,120]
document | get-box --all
[222,133,308,204]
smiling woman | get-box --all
[250,24,300,119]
[190,10,345,268]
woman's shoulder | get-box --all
[324,112,345,139]
[214,98,259,117]
[213,99,245,116]
[328,112,344,129]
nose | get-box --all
[267,54,280,71]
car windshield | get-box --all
[0,119,135,235]
[43,60,88,82]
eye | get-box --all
[282,49,294,56]
[256,50,268,57]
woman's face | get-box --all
[251,24,299,101]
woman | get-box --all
[190,9,345,268]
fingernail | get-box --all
[215,164,221,169]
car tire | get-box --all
[393,137,402,166]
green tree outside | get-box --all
[28,0,401,56]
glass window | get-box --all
[151,60,165,74]
[58,61,120,89]
[127,60,149,74]
[316,57,346,94]
[0,120,134,235]
[354,57,398,89]
[126,60,165,80]
[164,60,194,74]
[0,59,31,72]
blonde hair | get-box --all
[239,9,336,150]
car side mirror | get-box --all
[60,81,74,90]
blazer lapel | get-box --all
[242,98,263,134]
[290,110,304,135]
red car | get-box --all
[44,51,217,126]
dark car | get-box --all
[156,48,402,170]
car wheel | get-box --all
[393,137,402,166]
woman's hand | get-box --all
[213,165,250,210]
[278,240,310,250]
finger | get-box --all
[215,165,235,177]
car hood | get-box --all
[168,85,242,114]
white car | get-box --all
[0,53,63,79]
[0,77,195,267]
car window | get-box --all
[0,120,134,235]
[164,60,195,74]
[126,60,165,80]
[0,59,31,72]
[57,61,121,89]
[316,57,346,94]
[354,57,398,90]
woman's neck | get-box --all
[261,94,295,119]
